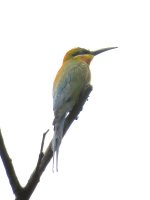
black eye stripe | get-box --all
[72,49,90,57]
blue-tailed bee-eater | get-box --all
[52,47,117,171]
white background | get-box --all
[0,0,150,199]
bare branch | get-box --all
[0,84,93,200]
[20,84,93,200]
[0,129,22,196]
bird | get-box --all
[52,46,117,171]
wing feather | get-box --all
[53,60,90,118]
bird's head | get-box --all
[63,47,118,64]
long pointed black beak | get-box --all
[91,47,118,56]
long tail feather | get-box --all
[52,117,65,172]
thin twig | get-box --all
[36,129,49,171]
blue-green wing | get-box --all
[53,61,90,118]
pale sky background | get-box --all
[0,0,150,199]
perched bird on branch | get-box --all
[52,47,117,171]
